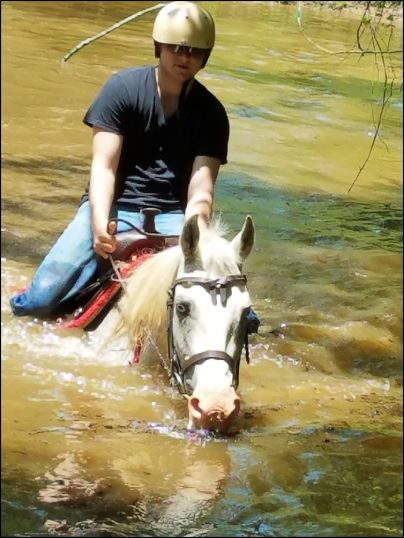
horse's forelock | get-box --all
[205,217,228,238]
[199,219,241,275]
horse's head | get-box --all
[168,215,255,432]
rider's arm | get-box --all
[89,127,123,258]
[185,156,221,231]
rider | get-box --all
[10,1,260,333]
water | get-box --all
[1,1,402,536]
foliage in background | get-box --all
[294,0,402,192]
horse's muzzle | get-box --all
[187,389,241,432]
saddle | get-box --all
[61,209,179,331]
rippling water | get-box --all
[2,2,403,537]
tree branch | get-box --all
[63,4,164,63]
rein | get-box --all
[166,274,251,395]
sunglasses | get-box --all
[165,44,206,59]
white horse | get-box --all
[112,214,255,432]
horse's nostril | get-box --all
[207,410,225,422]
[190,397,201,413]
[188,389,241,431]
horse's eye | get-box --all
[176,302,190,317]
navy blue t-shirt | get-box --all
[82,66,229,212]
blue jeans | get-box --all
[10,202,185,318]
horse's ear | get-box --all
[181,214,200,263]
[232,215,255,261]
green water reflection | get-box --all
[2,430,402,537]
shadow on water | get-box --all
[215,67,403,108]
[1,156,90,261]
[2,168,402,271]
[1,228,51,263]
[2,162,402,264]
[216,172,403,383]
[2,156,89,178]
[217,171,403,254]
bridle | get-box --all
[166,274,251,395]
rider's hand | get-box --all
[93,220,117,259]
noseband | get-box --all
[166,274,251,395]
